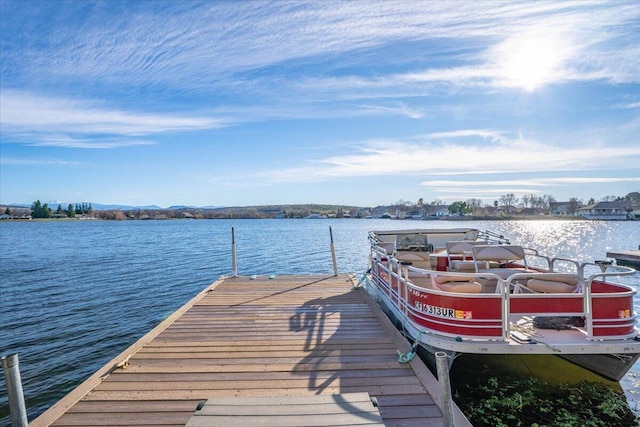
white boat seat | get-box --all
[432,274,483,293]
[436,282,482,293]
[472,245,529,277]
[527,274,580,293]
[450,260,500,271]
[396,251,432,269]
[446,240,499,271]
[471,244,527,264]
[479,267,530,280]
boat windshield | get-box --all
[395,233,432,252]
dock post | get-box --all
[329,226,338,276]
[435,351,455,427]
[2,353,29,427]
[231,227,237,277]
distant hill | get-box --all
[4,201,165,211]
[167,205,223,210]
[53,202,164,211]
[93,203,164,210]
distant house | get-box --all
[514,207,546,216]
[475,206,498,216]
[422,205,450,217]
[577,201,635,220]
[549,202,573,216]
[0,213,12,220]
[355,209,371,218]
[305,212,328,219]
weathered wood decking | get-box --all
[32,274,470,427]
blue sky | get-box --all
[1,1,639,208]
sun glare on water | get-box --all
[494,31,568,92]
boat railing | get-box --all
[579,260,636,278]
[503,264,637,340]
[477,229,510,244]
[370,243,392,266]
[390,257,425,317]
[550,256,581,274]
[369,237,638,342]
[523,247,552,270]
[503,272,585,339]
[582,263,636,339]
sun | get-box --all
[494,32,566,92]
[504,40,558,92]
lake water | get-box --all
[1,218,639,423]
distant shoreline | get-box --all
[3,203,634,221]
[0,215,605,222]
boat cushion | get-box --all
[472,245,526,262]
[529,274,579,286]
[527,279,578,293]
[432,274,483,293]
[478,267,529,280]
[450,260,499,271]
[396,252,432,269]
[434,281,483,293]
[433,274,475,284]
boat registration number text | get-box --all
[414,302,472,319]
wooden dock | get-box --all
[32,274,470,426]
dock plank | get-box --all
[32,274,470,427]
[186,392,385,426]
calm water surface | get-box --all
[1,219,639,423]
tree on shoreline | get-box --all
[449,201,473,216]
[31,200,51,218]
[74,203,93,215]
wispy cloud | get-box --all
[30,136,156,149]
[255,131,640,183]
[0,157,82,166]
[0,90,225,148]
[422,177,640,189]
[423,129,506,143]
[357,102,424,119]
[3,2,638,96]
[2,2,638,142]
[417,176,640,202]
